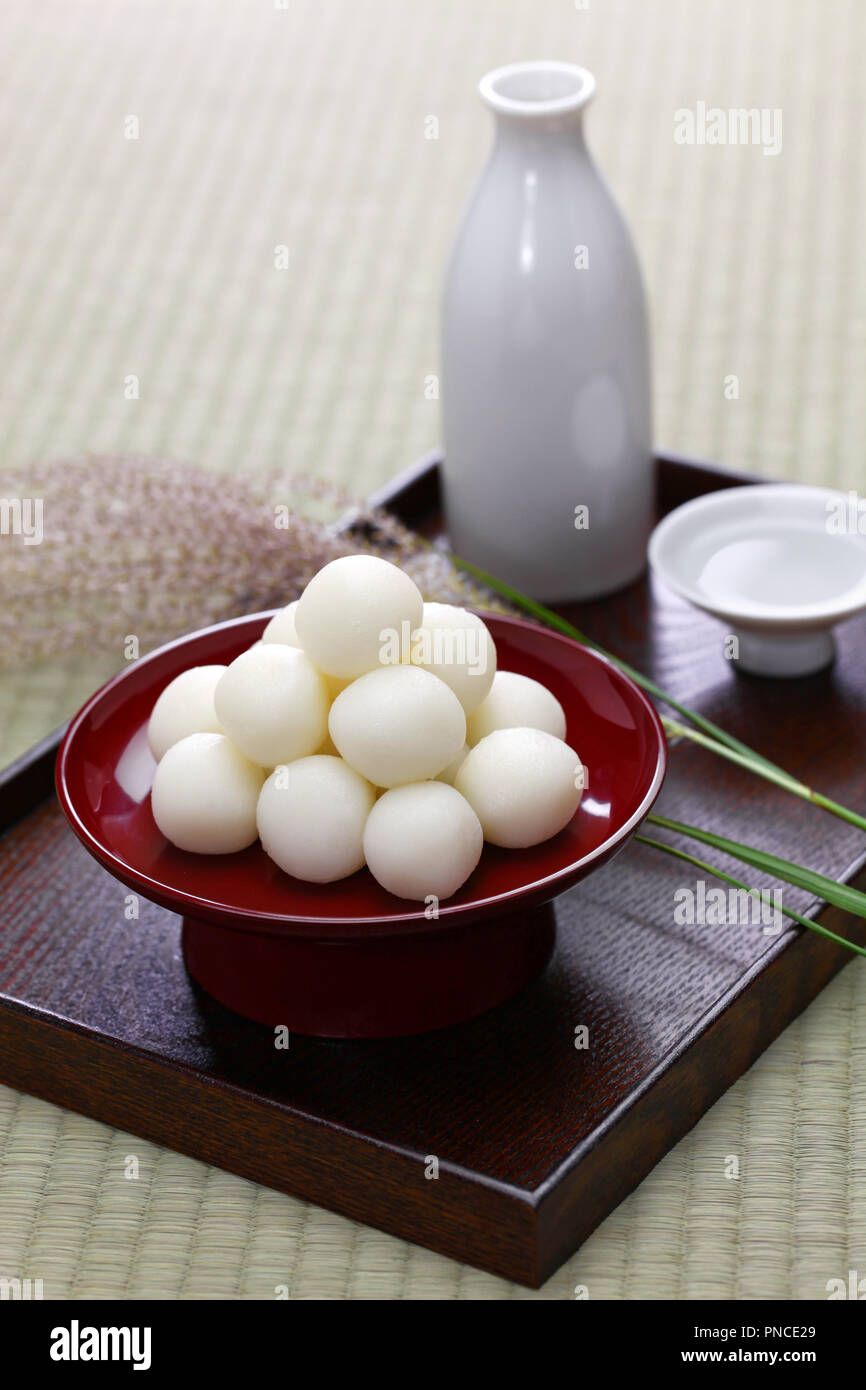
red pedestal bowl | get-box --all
[56,611,666,1037]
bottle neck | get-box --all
[479,61,595,144]
[490,110,589,159]
[479,62,595,166]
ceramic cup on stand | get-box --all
[441,61,653,602]
[649,484,866,678]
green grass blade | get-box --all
[647,813,866,922]
[661,717,866,834]
[635,833,866,958]
[660,716,811,797]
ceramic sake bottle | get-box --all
[441,62,653,601]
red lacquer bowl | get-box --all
[56,611,666,1037]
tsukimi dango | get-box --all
[435,742,469,786]
[146,556,586,901]
[261,600,300,647]
[294,554,423,679]
[455,727,583,848]
[257,755,375,883]
[467,670,566,745]
[151,732,265,854]
[363,782,483,901]
[261,601,346,700]
[410,602,496,714]
[147,664,226,762]
[214,643,328,768]
[329,664,466,787]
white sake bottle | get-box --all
[441,62,653,601]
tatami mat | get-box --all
[1,0,865,1299]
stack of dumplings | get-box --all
[148,556,584,902]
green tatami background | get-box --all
[1,0,865,1299]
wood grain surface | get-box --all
[1,451,864,1287]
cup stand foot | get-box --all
[735,628,835,678]
[182,905,556,1039]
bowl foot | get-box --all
[181,906,556,1038]
[734,628,835,678]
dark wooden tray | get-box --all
[2,449,865,1289]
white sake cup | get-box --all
[648,484,866,677]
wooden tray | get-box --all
[2,449,865,1289]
